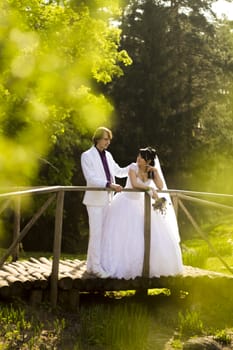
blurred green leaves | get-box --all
[0,0,131,186]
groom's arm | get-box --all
[81,152,107,188]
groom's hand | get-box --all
[109,183,123,192]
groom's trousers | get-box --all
[86,205,108,274]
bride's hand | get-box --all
[151,189,158,199]
[147,165,159,175]
[147,187,158,199]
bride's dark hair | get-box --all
[139,146,157,166]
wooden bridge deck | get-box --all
[0,257,232,309]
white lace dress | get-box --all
[101,162,183,279]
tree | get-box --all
[0,0,132,252]
[104,0,233,189]
[0,0,131,187]
[186,18,233,193]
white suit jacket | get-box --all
[81,146,129,206]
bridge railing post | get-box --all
[12,197,20,261]
[142,191,151,278]
[50,190,65,308]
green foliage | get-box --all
[102,0,233,194]
[0,0,131,187]
[178,310,204,338]
[170,338,183,349]
[0,0,132,251]
[0,292,232,349]
[182,245,209,268]
[78,302,150,350]
[0,302,65,349]
[182,214,233,274]
[214,329,232,346]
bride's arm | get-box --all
[129,169,145,190]
[129,168,158,198]
[147,166,163,190]
[129,168,146,190]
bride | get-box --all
[101,146,183,279]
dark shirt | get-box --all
[96,147,112,187]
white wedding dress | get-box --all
[101,159,183,279]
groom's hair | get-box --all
[139,146,157,166]
[92,126,113,145]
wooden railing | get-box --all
[0,186,233,307]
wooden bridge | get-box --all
[0,256,232,310]
[0,186,233,309]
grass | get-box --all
[178,310,204,337]
[1,291,232,350]
[0,213,233,348]
[0,300,66,349]
[78,301,151,350]
[182,213,233,274]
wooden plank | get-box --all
[12,197,20,261]
[58,276,73,290]
[0,260,232,306]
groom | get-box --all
[81,126,129,278]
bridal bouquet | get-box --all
[152,197,167,215]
